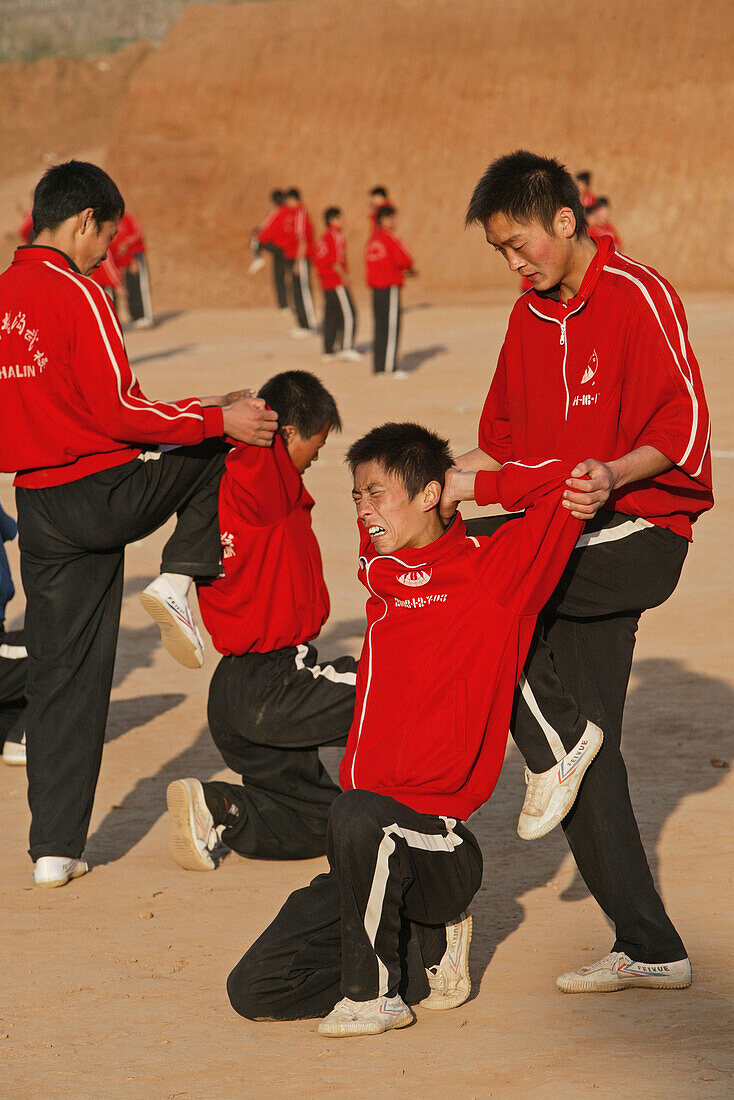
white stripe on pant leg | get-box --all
[574,517,652,549]
[294,643,357,686]
[299,258,317,329]
[385,286,399,372]
[518,674,566,763]
[335,285,354,349]
[363,820,463,996]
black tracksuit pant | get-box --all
[291,258,317,331]
[259,243,289,309]
[125,254,154,324]
[204,642,357,860]
[16,442,227,861]
[0,628,28,746]
[323,287,357,354]
[466,508,689,963]
[372,285,401,373]
[227,789,483,1020]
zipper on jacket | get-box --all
[527,300,586,419]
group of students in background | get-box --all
[575,169,622,249]
[249,186,416,377]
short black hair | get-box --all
[32,160,124,236]
[590,196,610,210]
[271,189,284,205]
[575,171,592,186]
[370,186,388,199]
[324,206,341,224]
[285,188,301,201]
[466,150,587,239]
[258,370,341,439]
[376,204,395,225]
[346,422,453,499]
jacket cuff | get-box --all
[202,404,224,437]
[475,470,501,506]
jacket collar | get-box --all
[14,245,80,274]
[525,234,614,321]
[361,512,469,570]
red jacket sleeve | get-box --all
[478,343,514,464]
[616,285,711,480]
[472,459,584,615]
[68,278,223,444]
[385,231,414,271]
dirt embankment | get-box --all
[1,0,732,307]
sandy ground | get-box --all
[0,295,732,1099]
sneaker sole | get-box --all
[166,781,215,871]
[420,913,472,1010]
[518,725,604,841]
[318,1010,414,1037]
[2,745,26,766]
[557,974,692,994]
[35,863,89,889]
[139,592,204,669]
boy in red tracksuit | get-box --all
[586,196,623,251]
[446,149,712,994]
[165,371,357,869]
[251,189,290,311]
[227,422,590,1038]
[365,205,415,375]
[313,207,361,362]
[110,209,154,327]
[282,188,317,336]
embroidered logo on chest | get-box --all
[220,531,236,559]
[397,569,432,587]
[581,348,598,384]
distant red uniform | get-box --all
[313,226,347,290]
[18,211,34,245]
[110,211,146,270]
[281,204,314,261]
[589,222,622,251]
[365,228,413,288]
[579,188,598,209]
[258,206,291,252]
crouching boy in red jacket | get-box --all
[227,423,590,1037]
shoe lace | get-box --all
[523,768,551,816]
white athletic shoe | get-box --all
[139,576,204,669]
[247,257,266,276]
[420,912,472,1010]
[34,855,89,889]
[318,995,414,1037]
[557,951,692,994]
[132,316,155,330]
[337,349,363,362]
[166,778,218,871]
[290,327,312,340]
[517,721,603,841]
[391,370,409,379]
[2,731,26,766]
[321,353,337,362]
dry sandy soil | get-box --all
[0,292,731,1099]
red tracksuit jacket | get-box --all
[196,435,330,655]
[281,204,315,262]
[339,460,584,820]
[365,228,414,288]
[479,235,712,540]
[313,226,347,291]
[0,247,223,488]
[257,206,290,252]
[110,211,146,269]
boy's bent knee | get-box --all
[227,958,276,1021]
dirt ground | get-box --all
[0,294,731,1098]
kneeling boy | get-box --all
[166,371,357,868]
[226,423,588,1036]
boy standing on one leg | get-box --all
[166,372,356,867]
[227,422,590,1037]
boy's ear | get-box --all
[421,480,442,511]
[281,424,296,441]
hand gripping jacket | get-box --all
[339,460,585,821]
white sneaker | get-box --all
[139,576,204,669]
[166,778,217,871]
[247,257,266,276]
[390,370,409,379]
[318,995,413,1037]
[34,855,89,889]
[321,353,337,362]
[337,349,363,362]
[290,327,312,340]
[517,721,603,840]
[557,951,692,993]
[3,731,26,766]
[420,912,472,1010]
